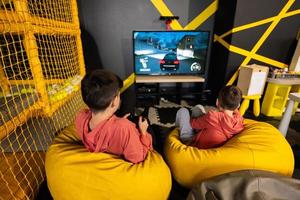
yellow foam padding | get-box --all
[164,119,294,189]
[46,125,172,200]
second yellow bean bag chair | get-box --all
[46,125,172,200]
[164,119,294,188]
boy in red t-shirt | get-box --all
[175,85,244,149]
[75,70,152,164]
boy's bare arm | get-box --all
[138,116,148,135]
[138,117,152,148]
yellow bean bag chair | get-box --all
[46,125,172,200]
[164,119,294,188]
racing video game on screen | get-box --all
[134,31,209,75]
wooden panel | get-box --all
[135,75,205,83]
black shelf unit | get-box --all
[135,78,206,106]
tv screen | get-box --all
[133,31,210,76]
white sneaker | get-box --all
[191,104,206,118]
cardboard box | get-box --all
[237,64,269,96]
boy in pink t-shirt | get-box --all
[176,85,244,149]
[75,70,152,164]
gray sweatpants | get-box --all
[175,106,207,143]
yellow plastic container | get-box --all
[261,83,291,117]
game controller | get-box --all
[128,113,140,126]
[128,113,150,129]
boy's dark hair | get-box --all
[81,69,123,112]
[218,85,242,111]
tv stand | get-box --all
[135,75,206,106]
[135,75,205,83]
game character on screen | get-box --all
[175,85,244,149]
[75,69,153,164]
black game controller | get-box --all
[128,113,150,128]
[128,113,140,126]
[127,111,155,144]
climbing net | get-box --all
[0,0,85,199]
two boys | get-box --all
[76,69,244,163]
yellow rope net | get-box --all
[0,0,85,199]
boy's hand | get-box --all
[138,116,148,135]
[122,113,130,119]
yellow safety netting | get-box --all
[0,0,85,199]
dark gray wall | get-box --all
[77,0,215,79]
[77,0,300,107]
[209,0,300,100]
[226,0,300,79]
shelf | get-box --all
[267,78,300,85]
[136,85,202,95]
[135,75,205,83]
[135,75,206,106]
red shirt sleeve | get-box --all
[121,124,153,164]
[190,114,209,130]
[140,133,153,150]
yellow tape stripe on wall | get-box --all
[120,73,136,93]
[241,0,294,66]
[227,0,295,86]
[150,0,183,30]
[184,1,218,30]
[216,9,300,41]
[214,35,288,68]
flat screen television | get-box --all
[133,30,210,76]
